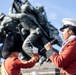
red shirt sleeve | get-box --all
[14,54,39,68]
[49,40,76,68]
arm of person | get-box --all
[14,53,39,68]
[20,53,39,68]
[44,42,55,58]
[14,46,39,68]
[45,40,76,68]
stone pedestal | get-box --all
[21,62,60,75]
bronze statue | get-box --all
[0,0,63,65]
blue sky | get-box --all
[0,0,76,50]
[0,0,76,29]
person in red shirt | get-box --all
[1,32,39,75]
[44,18,76,75]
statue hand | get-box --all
[32,46,38,54]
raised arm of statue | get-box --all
[9,13,22,20]
[9,0,23,15]
[9,6,13,15]
[8,0,15,15]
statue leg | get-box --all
[20,28,41,60]
[36,35,49,65]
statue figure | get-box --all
[0,12,19,59]
[0,0,63,65]
[8,13,42,60]
[0,12,32,61]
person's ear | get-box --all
[69,29,74,35]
